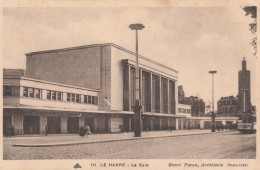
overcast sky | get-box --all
[3,7,257,108]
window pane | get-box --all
[88,96,91,103]
[84,95,88,103]
[34,89,40,98]
[51,91,56,100]
[76,94,80,103]
[91,96,95,104]
[23,87,28,97]
[3,86,12,96]
[28,88,34,98]
[67,93,71,101]
[47,90,51,100]
[57,92,62,101]
[71,93,75,102]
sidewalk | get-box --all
[7,129,234,147]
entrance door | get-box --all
[3,115,12,135]
[67,117,79,134]
[85,118,94,133]
[23,115,40,134]
[47,116,61,134]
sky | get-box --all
[3,7,257,109]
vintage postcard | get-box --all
[1,0,259,170]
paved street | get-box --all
[3,131,255,159]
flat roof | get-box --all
[25,43,178,73]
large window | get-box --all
[47,90,63,101]
[57,92,62,101]
[67,93,81,103]
[67,93,71,101]
[51,91,56,100]
[84,95,97,104]
[75,94,80,103]
[71,93,75,102]
[23,87,28,97]
[4,86,12,96]
[34,88,41,98]
[151,76,155,112]
[3,85,19,96]
[130,68,135,110]
[28,88,34,98]
[47,90,51,100]
[23,86,41,98]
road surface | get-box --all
[3,132,255,159]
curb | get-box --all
[13,131,234,147]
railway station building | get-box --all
[3,43,238,135]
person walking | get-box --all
[79,125,85,137]
[85,125,91,138]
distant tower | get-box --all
[238,57,251,112]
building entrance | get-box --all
[47,116,61,134]
[67,117,79,134]
[23,115,40,134]
[85,118,94,133]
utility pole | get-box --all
[209,70,217,132]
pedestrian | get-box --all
[85,125,91,138]
[45,125,48,136]
[79,125,85,137]
[83,126,87,137]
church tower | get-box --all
[238,57,251,112]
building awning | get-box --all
[4,106,186,118]
[142,112,186,118]
[184,116,239,121]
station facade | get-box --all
[3,43,238,135]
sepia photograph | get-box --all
[1,0,258,170]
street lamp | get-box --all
[196,93,201,117]
[209,70,217,132]
[129,23,145,137]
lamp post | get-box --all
[209,70,217,132]
[196,93,200,117]
[129,23,145,137]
